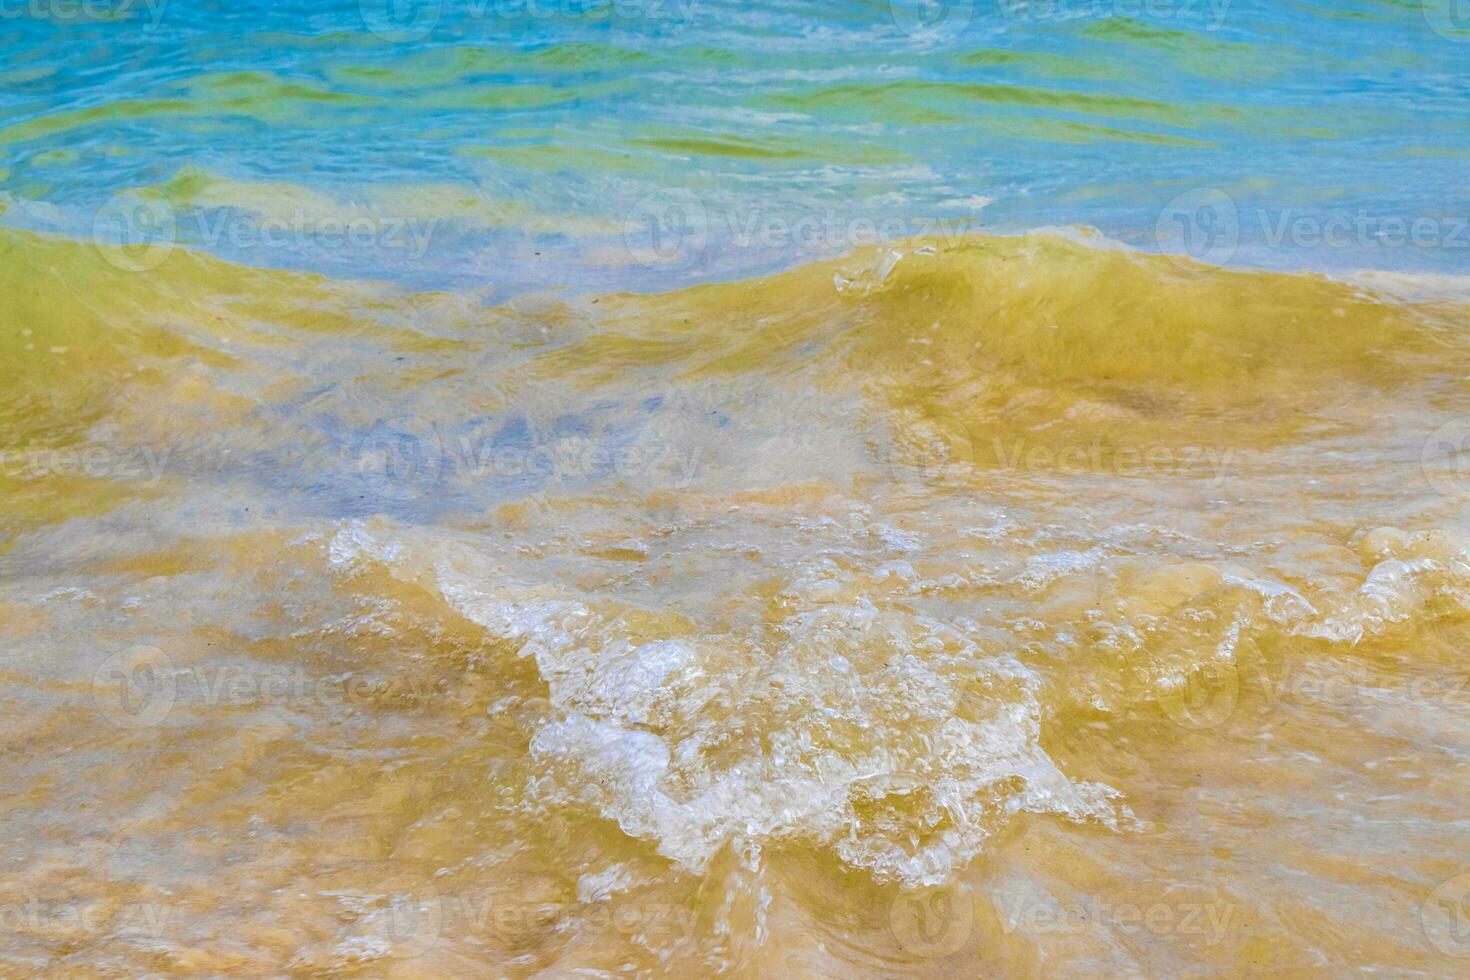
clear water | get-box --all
[3,0,1469,293]
[4,2,1470,976]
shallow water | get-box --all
[3,0,1470,290]
[4,2,1470,977]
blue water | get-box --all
[2,0,1468,293]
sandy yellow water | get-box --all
[3,228,1470,975]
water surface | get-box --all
[3,1,1470,976]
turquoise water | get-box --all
[2,0,1468,293]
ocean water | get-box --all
[3,1,1470,976]
[3,0,1470,291]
